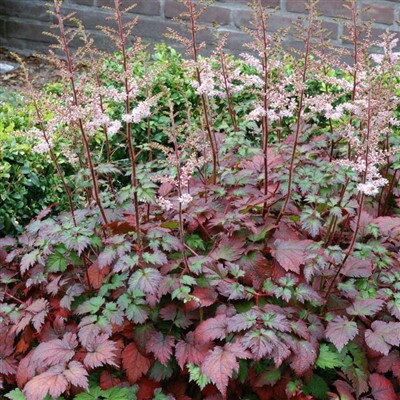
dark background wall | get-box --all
[1,0,400,56]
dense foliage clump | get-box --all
[1,0,400,399]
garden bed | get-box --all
[1,1,400,400]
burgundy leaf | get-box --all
[17,351,36,388]
[20,249,40,274]
[60,283,85,310]
[333,380,355,400]
[83,334,118,368]
[26,298,49,332]
[23,365,68,400]
[129,267,162,295]
[63,361,89,389]
[146,332,175,365]
[201,342,250,397]
[271,239,312,274]
[288,339,317,376]
[227,310,258,333]
[342,257,373,278]
[372,217,400,237]
[326,316,358,351]
[194,315,229,344]
[175,332,210,369]
[97,247,117,268]
[369,373,397,400]
[31,332,78,367]
[365,321,400,355]
[377,351,400,379]
[210,237,245,262]
[346,299,384,317]
[185,287,218,311]
[87,263,110,289]
[159,304,194,329]
[0,357,17,376]
[241,329,278,360]
[122,342,151,384]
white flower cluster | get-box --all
[123,100,152,124]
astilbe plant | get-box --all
[2,0,400,399]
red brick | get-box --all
[362,3,395,25]
[287,0,351,19]
[164,0,231,25]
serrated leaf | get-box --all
[20,249,40,274]
[23,365,68,400]
[201,343,251,397]
[271,239,313,274]
[369,373,397,400]
[76,297,105,315]
[122,343,151,384]
[365,321,400,355]
[175,332,209,369]
[187,363,210,389]
[303,374,328,400]
[146,332,174,365]
[129,268,162,295]
[346,299,384,317]
[210,237,244,262]
[142,251,167,266]
[31,332,78,367]
[195,315,228,344]
[46,249,68,273]
[83,334,118,368]
[5,389,26,400]
[326,316,358,351]
[316,344,343,369]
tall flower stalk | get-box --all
[15,55,77,226]
[114,1,142,246]
[276,0,317,224]
[50,1,108,225]
[166,0,218,184]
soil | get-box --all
[0,47,60,94]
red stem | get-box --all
[114,0,142,247]
[54,2,108,225]
[276,10,313,224]
[187,0,218,184]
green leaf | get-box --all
[76,296,105,314]
[160,221,179,229]
[47,248,68,272]
[5,389,26,400]
[248,226,272,242]
[316,344,343,369]
[103,387,134,400]
[257,368,281,386]
[187,363,210,389]
[152,389,169,400]
[303,374,329,399]
[186,234,206,250]
[238,360,249,383]
[74,387,103,400]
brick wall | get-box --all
[1,0,400,56]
